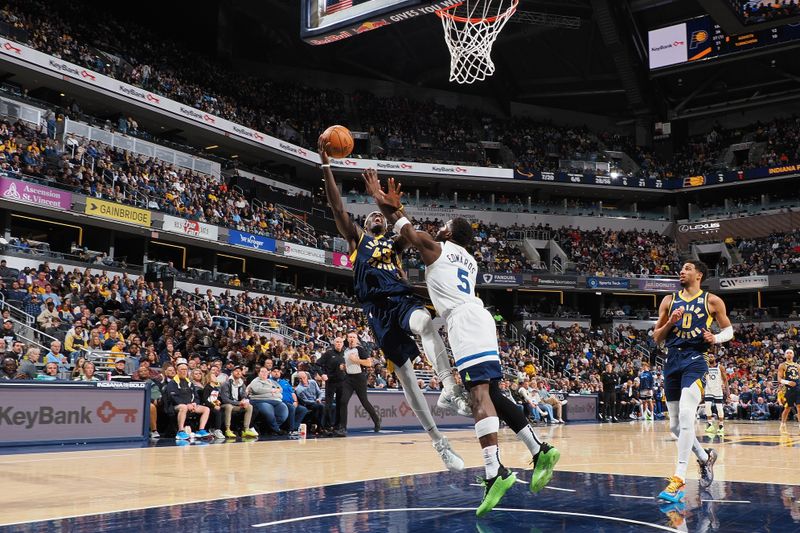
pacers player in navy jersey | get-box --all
[653,260,732,503]
[362,172,560,517]
[778,348,800,433]
[318,136,468,472]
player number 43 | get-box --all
[456,268,470,294]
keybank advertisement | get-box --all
[228,230,276,252]
[346,391,472,430]
[0,384,146,444]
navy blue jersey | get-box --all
[665,290,713,352]
[786,362,800,389]
[639,370,654,390]
[351,232,412,303]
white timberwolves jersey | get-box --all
[706,365,723,397]
[425,240,483,317]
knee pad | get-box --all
[408,308,434,336]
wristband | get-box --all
[713,325,733,344]
[394,216,411,234]
[780,379,792,386]
[320,164,330,169]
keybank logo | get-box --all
[0,406,93,428]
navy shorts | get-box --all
[363,294,423,367]
[460,361,503,390]
[786,387,799,407]
[664,348,708,402]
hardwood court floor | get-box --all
[1,420,798,528]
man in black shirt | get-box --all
[336,331,381,436]
[601,363,620,422]
[317,336,346,432]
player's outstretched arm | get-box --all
[319,136,360,249]
[653,294,681,344]
[366,173,441,266]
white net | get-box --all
[437,0,518,84]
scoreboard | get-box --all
[301,0,460,45]
[649,14,800,70]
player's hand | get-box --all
[384,177,403,210]
[702,329,715,344]
[317,136,331,165]
[789,381,797,388]
[669,306,685,324]
[361,168,385,200]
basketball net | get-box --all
[436,0,518,84]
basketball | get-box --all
[321,125,354,159]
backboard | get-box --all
[301,0,462,45]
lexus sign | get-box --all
[678,222,720,233]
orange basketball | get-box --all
[321,125,354,159]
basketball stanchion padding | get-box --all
[436,0,518,84]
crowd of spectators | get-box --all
[398,219,540,273]
[3,0,800,178]
[727,230,800,276]
[2,252,798,437]
[552,226,681,276]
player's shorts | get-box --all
[640,389,653,399]
[363,294,423,367]
[664,348,709,402]
[704,394,723,403]
[446,303,502,387]
[786,387,799,407]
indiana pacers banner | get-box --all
[84,198,151,227]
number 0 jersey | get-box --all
[665,289,714,353]
[425,240,484,318]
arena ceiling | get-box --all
[108,0,800,121]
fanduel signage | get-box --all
[479,273,522,286]
[227,230,276,253]
[719,276,769,290]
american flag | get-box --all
[326,0,353,14]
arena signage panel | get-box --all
[718,275,769,290]
[637,278,682,291]
[284,242,326,264]
[0,176,71,210]
[478,273,522,286]
[331,251,353,269]
[346,390,473,429]
[162,215,219,241]
[84,198,151,226]
[0,382,148,445]
[228,230,277,252]
[586,277,630,289]
[529,275,578,288]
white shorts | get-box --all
[704,394,723,402]
[445,303,501,373]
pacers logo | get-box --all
[690,30,709,50]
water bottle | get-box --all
[298,423,307,440]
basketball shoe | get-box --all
[438,384,472,417]
[529,442,560,493]
[476,466,516,517]
[433,436,465,472]
[698,448,718,488]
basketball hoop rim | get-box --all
[435,0,519,24]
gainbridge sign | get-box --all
[0,382,149,446]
